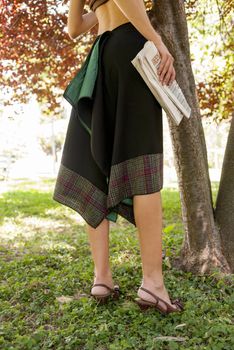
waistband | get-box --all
[97,21,136,38]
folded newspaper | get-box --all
[131,40,191,126]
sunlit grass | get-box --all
[0,178,232,350]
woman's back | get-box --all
[88,0,130,35]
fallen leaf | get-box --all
[175,323,187,329]
[154,336,187,342]
[56,295,74,303]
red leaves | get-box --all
[0,0,94,115]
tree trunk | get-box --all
[149,0,231,273]
[215,113,234,272]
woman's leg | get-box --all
[133,191,177,310]
[86,218,114,295]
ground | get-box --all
[0,179,233,350]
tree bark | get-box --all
[215,113,234,271]
[148,0,231,273]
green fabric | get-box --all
[63,36,102,136]
[106,197,133,223]
[63,36,101,108]
[122,198,133,206]
[106,211,118,222]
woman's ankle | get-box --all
[141,274,165,290]
[94,268,113,281]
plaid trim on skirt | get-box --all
[53,22,163,228]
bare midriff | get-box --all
[93,1,130,35]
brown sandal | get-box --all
[135,286,184,314]
[90,283,120,304]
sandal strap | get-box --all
[92,283,113,291]
[139,286,178,313]
[171,298,184,310]
[139,286,159,305]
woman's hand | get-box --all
[153,39,176,87]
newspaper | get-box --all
[131,40,191,126]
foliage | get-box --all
[39,133,63,159]
[0,179,233,349]
[0,0,95,115]
[1,0,233,120]
[187,0,233,121]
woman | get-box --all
[54,0,184,314]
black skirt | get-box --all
[53,22,163,228]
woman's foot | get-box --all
[137,280,180,312]
[91,273,115,296]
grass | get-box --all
[0,179,233,350]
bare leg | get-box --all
[133,191,178,311]
[86,218,114,295]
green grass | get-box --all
[0,179,233,350]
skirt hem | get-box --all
[53,152,163,229]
